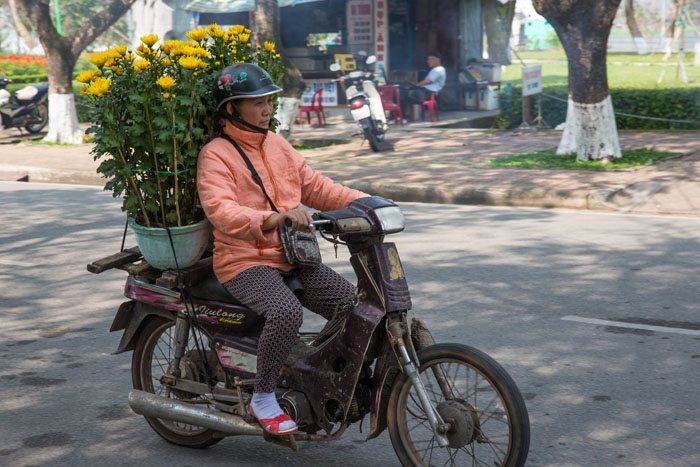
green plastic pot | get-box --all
[129,218,211,270]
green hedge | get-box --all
[495,85,700,130]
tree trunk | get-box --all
[252,0,305,139]
[251,0,305,98]
[482,0,516,65]
[45,47,82,144]
[534,0,623,161]
[624,0,648,55]
[16,0,136,144]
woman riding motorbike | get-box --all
[197,64,368,436]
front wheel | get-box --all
[387,343,530,467]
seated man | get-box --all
[399,52,446,121]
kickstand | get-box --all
[263,432,299,452]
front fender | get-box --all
[110,301,175,354]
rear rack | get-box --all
[87,248,216,290]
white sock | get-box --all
[250,392,296,431]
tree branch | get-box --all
[70,0,137,56]
[15,0,65,54]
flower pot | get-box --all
[129,218,211,270]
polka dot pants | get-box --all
[222,264,356,393]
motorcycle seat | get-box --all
[15,86,39,101]
[187,273,305,305]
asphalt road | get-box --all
[1,181,699,466]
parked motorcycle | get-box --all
[0,76,49,134]
[330,54,387,152]
[89,196,530,466]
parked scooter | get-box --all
[330,54,387,152]
[88,196,530,466]
[0,76,49,133]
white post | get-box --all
[274,97,300,140]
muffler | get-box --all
[128,389,262,436]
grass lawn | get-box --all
[504,48,699,89]
[489,148,681,171]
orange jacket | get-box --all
[197,122,367,283]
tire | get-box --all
[25,102,48,134]
[131,317,222,448]
[364,126,382,152]
[387,343,530,467]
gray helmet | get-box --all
[213,63,282,111]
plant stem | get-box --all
[144,102,167,227]
[117,147,151,227]
[171,110,181,226]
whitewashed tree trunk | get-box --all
[274,97,300,139]
[44,93,83,144]
[557,95,621,162]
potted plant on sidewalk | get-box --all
[80,25,283,269]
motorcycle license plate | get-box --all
[351,105,371,120]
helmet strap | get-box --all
[219,102,269,135]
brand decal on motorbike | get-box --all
[194,304,245,322]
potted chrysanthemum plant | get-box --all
[80,25,284,269]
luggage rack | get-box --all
[87,247,216,290]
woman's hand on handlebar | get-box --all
[264,208,315,232]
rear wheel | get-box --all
[25,102,48,134]
[363,124,383,152]
[132,317,223,448]
[387,343,530,466]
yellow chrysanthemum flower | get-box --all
[228,25,245,36]
[182,45,209,58]
[161,58,172,66]
[162,92,171,99]
[133,59,149,72]
[156,76,176,90]
[135,44,152,58]
[230,40,237,46]
[85,77,111,96]
[88,52,109,68]
[113,45,128,56]
[238,33,250,43]
[141,34,159,48]
[206,24,224,38]
[186,29,207,42]
[264,41,276,52]
[76,70,101,83]
[244,28,251,34]
[274,53,281,59]
[178,56,205,70]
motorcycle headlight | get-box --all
[374,206,405,234]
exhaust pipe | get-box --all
[128,390,262,436]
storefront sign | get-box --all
[347,0,373,45]
[374,0,389,74]
[301,80,338,107]
[521,65,542,96]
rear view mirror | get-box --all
[329,63,341,72]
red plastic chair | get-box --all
[421,92,439,122]
[378,85,404,125]
[297,87,325,127]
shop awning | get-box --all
[184,0,323,13]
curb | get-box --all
[3,166,692,216]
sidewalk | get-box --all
[1,122,698,215]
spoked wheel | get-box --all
[132,317,222,448]
[387,344,530,467]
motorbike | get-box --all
[0,76,49,134]
[88,196,530,466]
[331,54,388,152]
